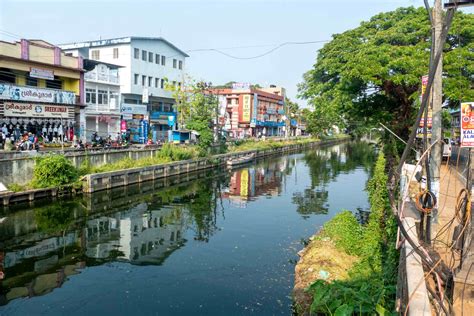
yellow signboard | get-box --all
[242,95,251,122]
[240,169,249,198]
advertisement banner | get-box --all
[232,82,250,90]
[0,83,75,104]
[416,75,431,139]
[242,95,251,122]
[30,67,55,80]
[4,102,72,118]
[460,102,474,147]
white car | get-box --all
[442,138,452,159]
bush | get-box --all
[31,155,78,188]
[157,143,195,161]
[320,211,362,256]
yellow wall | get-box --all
[29,44,54,65]
[38,79,46,88]
[15,75,26,85]
[62,77,80,94]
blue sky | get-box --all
[0,0,471,106]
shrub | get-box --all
[157,143,195,161]
[320,210,362,256]
[31,154,78,188]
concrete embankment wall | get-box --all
[82,139,342,193]
[0,137,349,205]
[0,148,163,186]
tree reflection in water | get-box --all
[292,142,375,218]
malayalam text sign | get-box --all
[242,95,251,122]
[461,102,474,147]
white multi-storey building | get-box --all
[82,59,121,141]
[60,37,188,143]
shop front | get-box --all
[0,102,76,143]
[120,104,149,143]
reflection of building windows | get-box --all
[141,243,146,255]
[133,247,139,260]
[170,231,175,241]
[159,217,163,227]
[154,217,158,227]
[134,225,138,232]
[177,231,181,239]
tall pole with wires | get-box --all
[428,0,444,241]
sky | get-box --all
[0,0,471,107]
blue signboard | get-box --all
[139,120,149,144]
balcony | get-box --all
[85,71,120,84]
[0,82,76,105]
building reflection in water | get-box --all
[0,143,374,307]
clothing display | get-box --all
[0,118,75,143]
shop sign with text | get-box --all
[0,83,75,104]
[4,102,72,118]
[461,102,474,147]
[242,95,251,122]
[30,67,55,80]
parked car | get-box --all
[443,138,452,159]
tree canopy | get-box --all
[298,7,474,137]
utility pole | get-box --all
[429,0,444,235]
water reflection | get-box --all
[292,142,375,218]
[0,141,375,311]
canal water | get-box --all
[0,142,375,315]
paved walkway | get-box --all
[436,163,473,315]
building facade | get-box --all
[82,59,121,141]
[60,37,188,143]
[0,39,83,143]
[213,85,286,138]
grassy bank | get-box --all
[7,136,347,192]
[295,152,398,314]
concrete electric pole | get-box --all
[429,0,444,231]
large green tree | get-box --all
[299,7,473,138]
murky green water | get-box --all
[0,142,375,315]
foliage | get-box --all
[31,154,79,188]
[299,7,474,138]
[157,143,195,161]
[307,152,398,314]
[7,183,29,192]
[34,201,76,233]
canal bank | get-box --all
[293,151,398,315]
[0,136,350,205]
[0,141,375,315]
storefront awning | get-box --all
[150,119,168,125]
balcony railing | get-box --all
[85,72,120,84]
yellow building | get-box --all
[0,39,84,142]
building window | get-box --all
[172,80,176,87]
[142,75,146,86]
[46,79,62,89]
[161,55,166,65]
[148,76,152,87]
[26,75,38,87]
[160,78,165,89]
[179,60,183,70]
[148,52,153,62]
[86,88,96,104]
[113,48,119,59]
[91,50,100,60]
[134,48,140,59]
[98,90,108,105]
[134,74,139,85]
[178,82,181,88]
[142,50,147,61]
[155,54,160,64]
[155,78,159,88]
[173,59,177,68]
